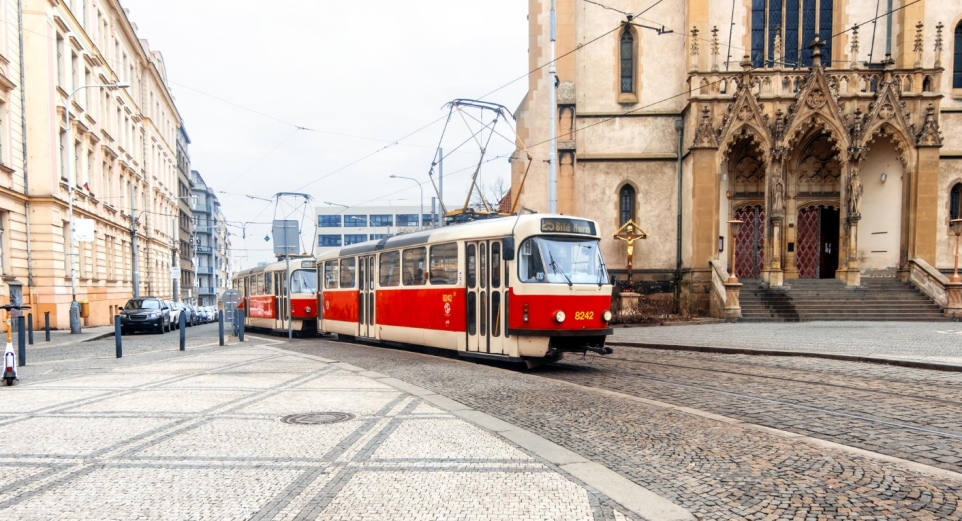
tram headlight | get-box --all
[602,310,612,322]
[554,310,566,323]
[305,306,312,314]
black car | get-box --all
[119,297,171,334]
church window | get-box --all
[750,0,832,69]
[619,185,636,225]
[954,22,962,89]
[951,184,962,221]
[620,31,634,93]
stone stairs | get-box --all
[738,278,950,322]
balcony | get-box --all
[198,287,216,296]
[199,266,214,274]
[196,246,213,254]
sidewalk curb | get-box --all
[607,341,962,373]
[267,345,696,521]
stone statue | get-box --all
[848,169,863,216]
[770,169,784,215]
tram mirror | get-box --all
[502,237,515,261]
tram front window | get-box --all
[518,237,607,284]
[290,269,318,294]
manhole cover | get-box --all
[280,412,355,425]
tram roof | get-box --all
[233,257,317,279]
[317,213,600,261]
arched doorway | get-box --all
[725,138,767,279]
[789,133,842,279]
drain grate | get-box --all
[280,412,355,425]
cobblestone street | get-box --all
[0,335,648,521]
[282,338,962,520]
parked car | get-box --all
[119,297,171,334]
[167,301,182,329]
[180,304,193,327]
[189,305,201,326]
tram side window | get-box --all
[255,274,264,295]
[491,242,501,288]
[339,257,356,288]
[402,247,427,286]
[264,273,273,295]
[519,238,546,282]
[379,251,400,287]
[429,243,458,285]
[324,261,339,289]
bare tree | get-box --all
[469,177,510,211]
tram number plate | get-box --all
[573,311,594,321]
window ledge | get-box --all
[617,93,638,105]
[953,88,962,100]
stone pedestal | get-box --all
[946,282,962,319]
[723,282,743,322]
[841,215,862,286]
[618,292,640,318]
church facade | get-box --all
[512,0,962,316]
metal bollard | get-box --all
[218,310,225,346]
[44,311,50,342]
[17,316,25,366]
[179,312,186,351]
[114,315,122,358]
[238,309,245,342]
[27,313,34,345]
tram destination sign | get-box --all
[540,218,596,236]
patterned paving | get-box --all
[0,344,637,521]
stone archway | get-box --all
[723,137,767,279]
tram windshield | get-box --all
[290,269,318,294]
[518,237,608,285]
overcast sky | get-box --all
[123,0,530,268]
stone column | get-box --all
[763,156,786,287]
[723,281,743,321]
[768,216,784,286]
[844,215,862,286]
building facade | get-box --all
[316,205,436,255]
[176,123,193,303]
[191,170,230,306]
[514,0,962,315]
[6,0,183,328]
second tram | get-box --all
[235,258,319,334]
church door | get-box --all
[733,205,765,279]
[796,206,840,279]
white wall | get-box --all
[857,142,904,273]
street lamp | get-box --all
[65,82,129,333]
[727,219,744,283]
[323,201,349,208]
[951,219,962,283]
[389,175,424,230]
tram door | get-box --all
[466,240,506,355]
[358,255,376,338]
[274,271,288,332]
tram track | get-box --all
[584,353,962,408]
[545,356,962,442]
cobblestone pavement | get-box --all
[611,322,962,365]
[281,339,962,520]
[0,340,638,521]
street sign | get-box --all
[74,219,95,242]
[170,267,180,279]
[272,220,299,256]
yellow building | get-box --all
[514,0,962,316]
[4,0,182,328]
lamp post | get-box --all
[65,82,129,333]
[323,201,349,208]
[389,175,424,230]
[727,220,744,283]
[951,219,962,283]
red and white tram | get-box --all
[316,214,614,364]
[235,258,319,334]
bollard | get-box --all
[114,315,122,358]
[218,310,225,346]
[44,311,50,342]
[17,316,25,366]
[179,312,186,351]
[27,313,34,345]
[238,309,245,342]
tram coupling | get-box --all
[586,345,613,355]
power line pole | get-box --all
[548,0,558,214]
[131,182,139,298]
[438,147,444,227]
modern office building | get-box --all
[191,170,220,306]
[315,205,438,254]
